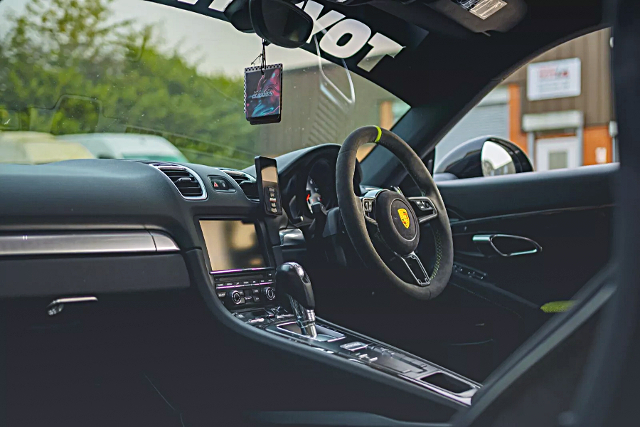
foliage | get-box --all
[0,0,258,167]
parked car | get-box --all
[57,133,188,162]
[0,131,94,164]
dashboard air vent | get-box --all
[150,163,207,200]
[220,169,259,201]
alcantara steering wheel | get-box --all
[336,126,453,300]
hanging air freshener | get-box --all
[245,40,282,125]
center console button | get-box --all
[340,342,368,352]
[371,353,420,373]
[230,290,243,305]
[276,314,294,320]
[264,287,276,301]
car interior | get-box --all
[0,0,627,426]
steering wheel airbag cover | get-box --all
[336,126,453,300]
[375,190,420,255]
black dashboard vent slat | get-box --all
[149,162,207,200]
[220,169,259,201]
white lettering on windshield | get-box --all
[319,19,371,60]
[357,33,404,72]
[208,0,234,10]
[301,1,405,72]
[206,0,406,72]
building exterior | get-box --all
[437,28,616,170]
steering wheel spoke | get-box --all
[399,252,430,286]
[360,190,382,226]
[408,197,438,223]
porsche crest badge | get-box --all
[398,208,410,229]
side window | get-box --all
[435,28,617,174]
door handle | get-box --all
[47,296,98,316]
[472,234,542,257]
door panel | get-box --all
[437,164,615,308]
[450,207,612,305]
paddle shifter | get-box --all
[275,262,317,338]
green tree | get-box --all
[0,0,258,167]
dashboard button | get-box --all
[210,177,234,192]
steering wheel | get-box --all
[336,126,453,300]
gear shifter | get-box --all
[276,262,317,338]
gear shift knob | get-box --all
[276,262,317,337]
[276,262,315,309]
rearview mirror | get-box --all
[249,0,313,49]
[435,136,533,180]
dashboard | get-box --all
[0,144,349,298]
[0,144,481,415]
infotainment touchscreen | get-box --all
[200,220,265,272]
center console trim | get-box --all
[237,307,481,406]
[210,267,274,276]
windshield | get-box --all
[0,0,408,168]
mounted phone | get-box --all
[255,156,282,216]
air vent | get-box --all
[220,169,259,201]
[151,163,207,200]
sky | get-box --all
[0,0,325,77]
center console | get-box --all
[222,262,480,406]
[201,158,480,407]
[200,227,481,407]
[200,219,278,309]
[231,306,480,405]
[212,268,276,308]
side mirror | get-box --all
[249,0,313,48]
[435,136,533,180]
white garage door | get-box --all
[435,88,510,167]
